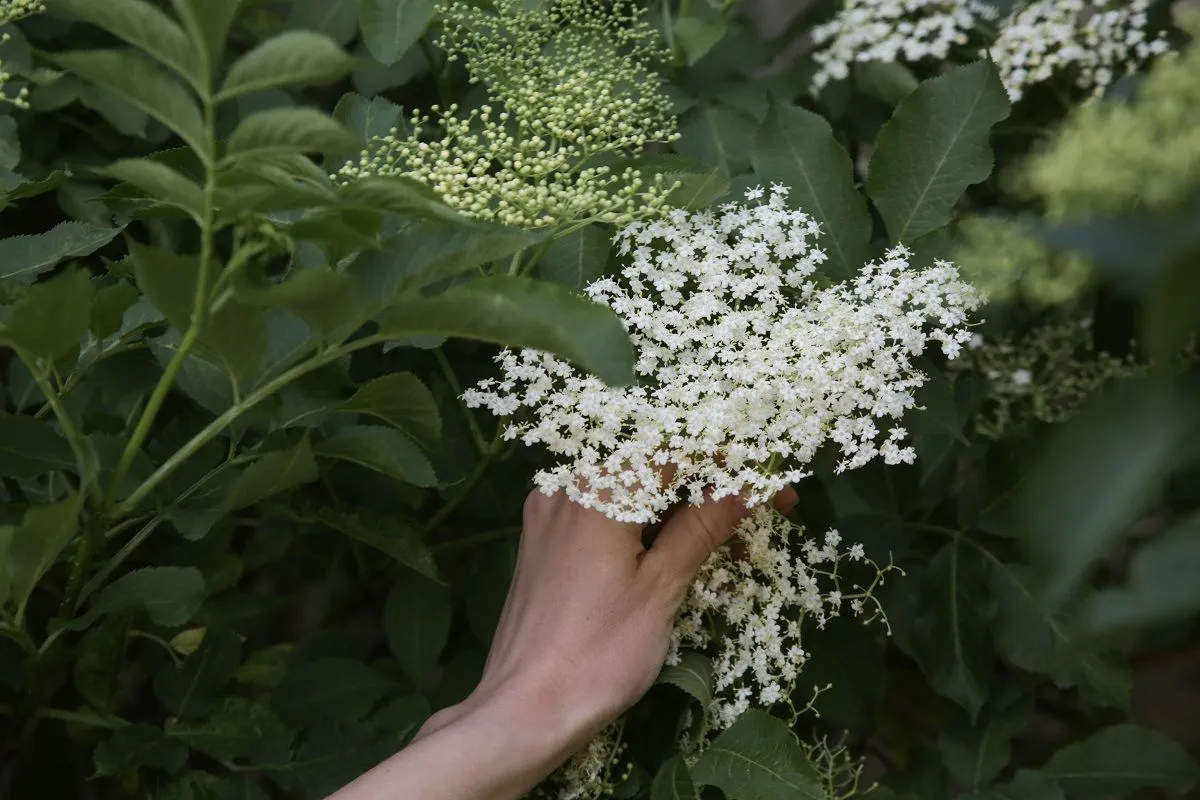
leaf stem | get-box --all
[420,433,505,536]
[435,346,488,453]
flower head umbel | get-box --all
[0,0,44,109]
[463,186,984,524]
[337,0,679,228]
[988,0,1169,102]
[809,0,997,91]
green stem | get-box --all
[421,433,505,536]
[431,525,520,554]
[435,346,489,453]
[76,516,164,608]
[22,361,98,504]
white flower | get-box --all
[1011,368,1033,385]
[988,0,1169,102]
[464,186,984,523]
[809,0,997,91]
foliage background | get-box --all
[1,0,1199,799]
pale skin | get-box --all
[328,484,799,800]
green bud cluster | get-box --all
[953,215,1093,307]
[957,317,1144,440]
[1017,31,1200,217]
[0,0,44,109]
[337,0,680,229]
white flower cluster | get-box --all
[542,723,628,800]
[336,0,678,228]
[668,507,892,731]
[989,0,1170,101]
[0,0,44,109]
[809,0,997,90]
[464,186,983,524]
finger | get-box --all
[642,492,751,585]
[772,485,799,514]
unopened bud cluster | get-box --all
[337,0,679,228]
[0,0,44,109]
[953,215,1092,307]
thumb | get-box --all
[643,493,751,586]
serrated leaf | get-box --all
[753,103,872,278]
[0,415,75,478]
[653,755,700,800]
[314,425,436,487]
[223,437,319,510]
[245,268,357,339]
[312,508,436,578]
[384,571,451,687]
[938,691,1033,789]
[48,0,203,91]
[676,104,757,175]
[691,710,822,799]
[376,276,635,386]
[75,613,131,713]
[2,493,83,618]
[1041,724,1200,799]
[341,373,441,450]
[166,696,293,763]
[539,225,611,291]
[289,0,358,45]
[657,651,714,711]
[79,566,206,629]
[154,627,241,719]
[3,266,94,359]
[271,658,394,727]
[337,175,463,222]
[93,724,188,777]
[53,49,207,159]
[332,91,402,142]
[359,0,438,66]
[168,0,243,66]
[867,61,1011,243]
[675,17,726,65]
[218,31,354,101]
[0,221,119,283]
[105,158,203,220]
[224,108,358,162]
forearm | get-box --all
[327,686,599,800]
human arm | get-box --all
[328,485,797,800]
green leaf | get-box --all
[48,0,203,91]
[656,651,714,711]
[539,225,612,291]
[224,108,359,161]
[289,0,359,45]
[938,691,1032,789]
[676,104,758,175]
[0,118,19,170]
[653,755,700,800]
[959,770,1065,800]
[341,373,441,451]
[337,175,464,222]
[168,0,243,66]
[312,508,437,579]
[910,537,992,719]
[1083,512,1200,634]
[3,267,94,359]
[81,566,206,629]
[1017,381,1195,608]
[166,696,293,763]
[271,657,394,727]
[867,61,1011,243]
[359,0,438,66]
[93,724,188,777]
[384,571,451,687]
[53,49,207,159]
[752,103,872,278]
[218,31,354,101]
[0,221,118,284]
[332,91,402,142]
[376,276,635,386]
[128,241,200,328]
[154,627,241,719]
[1041,724,1200,799]
[244,268,356,340]
[224,437,319,510]
[0,416,75,479]
[691,710,822,799]
[621,155,730,210]
[104,158,203,220]
[75,613,132,713]
[314,425,437,487]
[674,17,726,65]
[2,493,83,617]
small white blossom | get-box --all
[464,186,983,523]
[1011,368,1033,385]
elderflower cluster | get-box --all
[809,0,997,90]
[668,508,893,731]
[464,186,983,524]
[988,0,1169,102]
[954,318,1144,439]
[953,215,1092,307]
[336,0,679,228]
[1018,32,1200,217]
[0,0,43,109]
[539,723,629,800]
